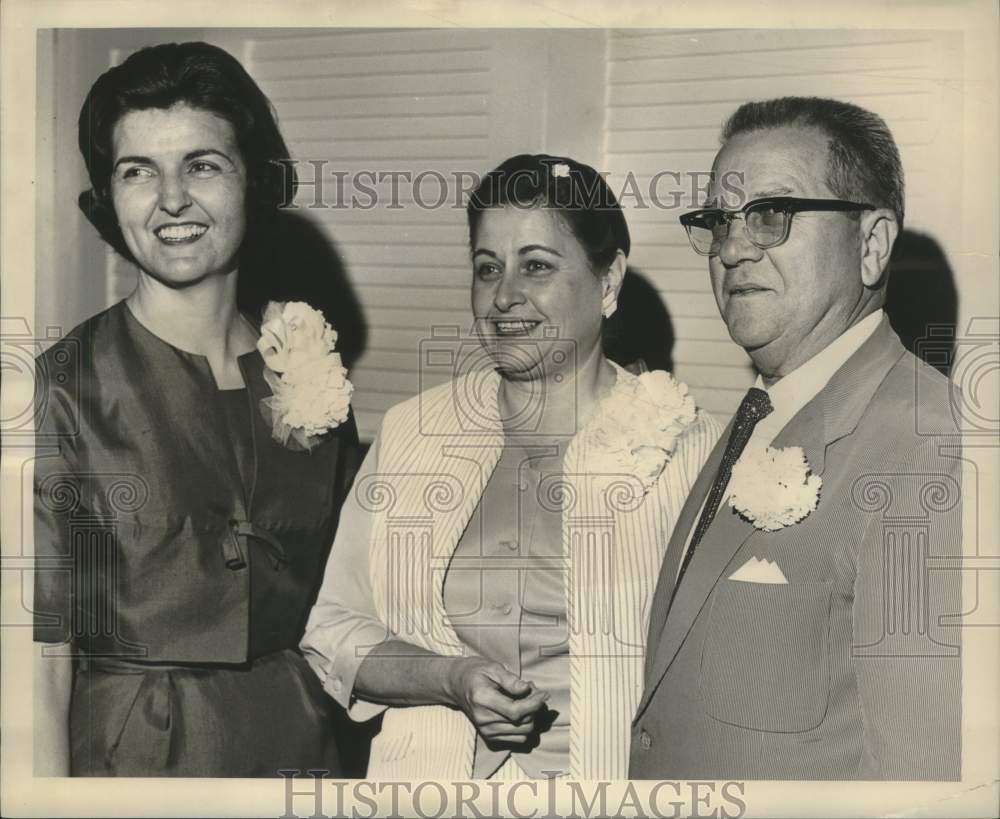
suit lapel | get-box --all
[773,391,826,473]
[642,420,731,679]
[429,372,505,650]
[817,316,905,450]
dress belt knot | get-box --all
[223,519,288,571]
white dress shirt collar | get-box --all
[752,309,884,447]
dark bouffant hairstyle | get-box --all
[721,96,904,228]
[466,154,631,271]
[77,41,296,261]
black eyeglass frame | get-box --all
[679,196,876,256]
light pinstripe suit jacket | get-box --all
[630,317,962,780]
[303,362,721,780]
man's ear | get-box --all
[860,209,899,288]
[601,250,627,317]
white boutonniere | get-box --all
[552,162,571,178]
[256,301,354,450]
[586,370,698,494]
[727,443,822,531]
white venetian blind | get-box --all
[603,28,962,420]
[247,29,495,440]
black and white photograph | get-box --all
[1,1,997,817]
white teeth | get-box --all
[156,224,207,241]
[494,320,538,334]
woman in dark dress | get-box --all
[32,42,358,777]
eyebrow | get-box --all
[112,148,236,171]
[472,244,564,259]
[751,185,794,198]
[519,244,562,257]
[702,185,794,209]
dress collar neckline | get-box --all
[120,299,261,364]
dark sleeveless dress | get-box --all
[33,301,358,777]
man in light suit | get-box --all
[630,97,962,780]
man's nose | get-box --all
[493,269,526,312]
[157,174,192,216]
[717,217,764,267]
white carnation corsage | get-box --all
[727,443,822,531]
[585,370,698,494]
[256,301,353,451]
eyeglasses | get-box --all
[679,196,875,256]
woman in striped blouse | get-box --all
[301,155,721,780]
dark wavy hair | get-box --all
[77,41,296,262]
[466,154,630,271]
[721,96,904,229]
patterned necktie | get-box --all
[675,386,773,587]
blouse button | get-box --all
[330,676,344,694]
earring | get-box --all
[602,288,618,319]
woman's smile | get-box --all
[154,222,209,244]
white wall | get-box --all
[36,27,969,438]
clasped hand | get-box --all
[447,657,550,745]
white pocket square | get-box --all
[728,556,788,584]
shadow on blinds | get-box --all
[604,267,676,376]
[238,209,368,370]
[886,229,958,376]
